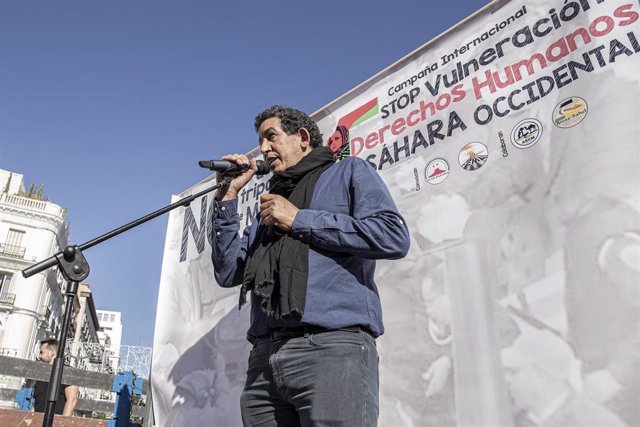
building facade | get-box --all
[67,283,102,370]
[96,310,123,373]
[0,170,70,369]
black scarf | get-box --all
[240,146,335,319]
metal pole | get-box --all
[42,281,78,427]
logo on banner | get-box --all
[459,143,488,171]
[511,119,543,149]
[553,97,588,128]
[326,98,379,161]
[425,158,450,185]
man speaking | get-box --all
[211,105,410,426]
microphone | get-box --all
[198,159,270,175]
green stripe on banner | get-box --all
[351,104,379,128]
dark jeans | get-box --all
[241,328,379,426]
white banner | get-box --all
[153,0,640,425]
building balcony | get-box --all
[0,192,47,211]
[0,292,16,305]
[0,243,26,259]
[0,192,65,218]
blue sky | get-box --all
[1,0,489,346]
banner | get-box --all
[152,0,640,425]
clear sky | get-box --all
[1,0,489,346]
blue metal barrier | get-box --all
[107,371,143,427]
[16,387,34,411]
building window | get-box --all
[1,229,26,258]
[109,314,115,322]
[0,272,13,293]
[0,272,15,305]
[5,229,25,247]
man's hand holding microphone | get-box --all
[204,155,298,232]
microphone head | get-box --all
[255,160,271,176]
[198,158,271,175]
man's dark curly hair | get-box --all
[254,105,323,148]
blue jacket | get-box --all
[211,156,410,339]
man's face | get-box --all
[39,344,56,364]
[258,117,308,173]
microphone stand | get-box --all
[22,177,230,427]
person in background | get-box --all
[33,338,79,416]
